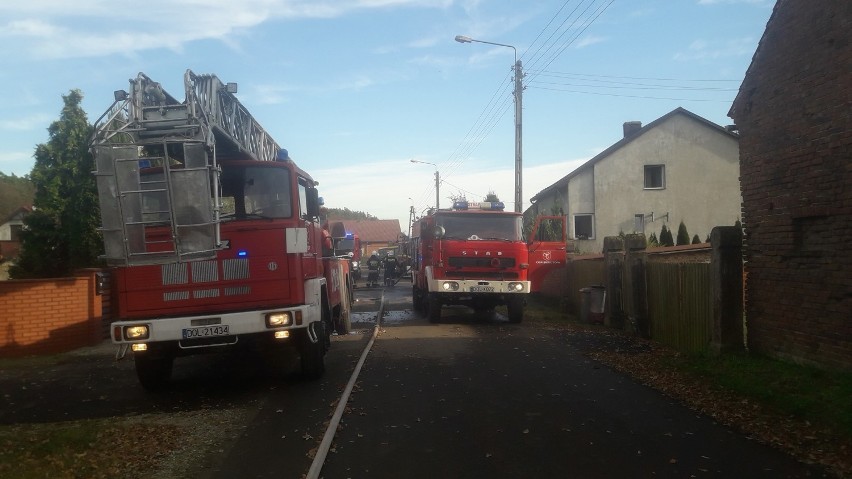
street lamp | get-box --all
[455,34,524,213]
[410,159,440,210]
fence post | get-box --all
[602,236,625,329]
[710,226,744,353]
[624,234,649,338]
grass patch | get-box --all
[519,294,573,324]
[0,418,184,479]
[675,352,852,437]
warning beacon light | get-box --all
[452,200,505,211]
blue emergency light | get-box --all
[237,250,248,257]
[452,200,505,211]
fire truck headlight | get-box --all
[124,325,149,340]
[441,281,459,291]
[266,312,292,327]
[508,282,525,292]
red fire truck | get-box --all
[90,70,351,390]
[411,200,566,323]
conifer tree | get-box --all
[676,221,690,246]
[10,90,101,278]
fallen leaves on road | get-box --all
[550,323,852,478]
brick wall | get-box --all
[0,270,104,358]
[730,1,852,370]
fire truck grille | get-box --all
[444,271,520,280]
[448,257,516,268]
[192,261,219,283]
[162,263,188,285]
[223,259,250,280]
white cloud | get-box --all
[0,151,35,176]
[574,35,606,49]
[310,155,589,227]
[0,114,52,132]
[0,0,457,60]
[673,37,757,61]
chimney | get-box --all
[623,121,642,138]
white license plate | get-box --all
[182,325,230,339]
[470,286,495,293]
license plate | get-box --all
[470,286,495,293]
[182,325,230,339]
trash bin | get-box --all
[589,285,606,323]
[579,287,591,323]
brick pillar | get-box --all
[710,226,745,353]
[624,234,649,338]
[75,269,104,345]
[602,236,625,329]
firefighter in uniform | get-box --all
[366,251,381,287]
[383,252,399,286]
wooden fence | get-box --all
[557,226,743,355]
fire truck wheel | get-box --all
[507,296,524,323]
[335,306,351,335]
[134,355,173,391]
[427,294,442,323]
[300,323,326,380]
[412,287,424,313]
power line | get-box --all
[526,84,735,102]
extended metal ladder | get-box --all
[90,70,281,266]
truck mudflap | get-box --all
[110,304,319,348]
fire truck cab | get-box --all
[411,201,530,323]
[91,70,351,390]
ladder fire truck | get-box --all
[411,200,566,323]
[90,70,351,390]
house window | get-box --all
[634,214,645,233]
[644,165,665,189]
[10,224,23,241]
[574,214,594,240]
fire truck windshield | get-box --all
[436,213,522,241]
[220,166,293,219]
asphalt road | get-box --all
[0,280,831,478]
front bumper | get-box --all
[111,306,310,345]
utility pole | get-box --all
[513,59,523,213]
[455,35,524,212]
[435,170,440,210]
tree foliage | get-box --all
[484,191,500,203]
[659,224,674,247]
[647,232,659,247]
[692,234,701,244]
[676,221,691,246]
[323,207,377,221]
[0,173,35,221]
[10,90,102,278]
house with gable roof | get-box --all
[0,205,32,261]
[330,219,402,257]
[527,107,742,253]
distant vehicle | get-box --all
[90,70,351,390]
[411,201,565,323]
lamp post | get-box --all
[455,34,523,213]
[410,159,440,210]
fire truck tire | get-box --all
[300,323,326,380]
[412,286,424,313]
[135,355,173,391]
[334,305,351,335]
[427,294,442,323]
[507,296,524,323]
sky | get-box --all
[0,0,775,231]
